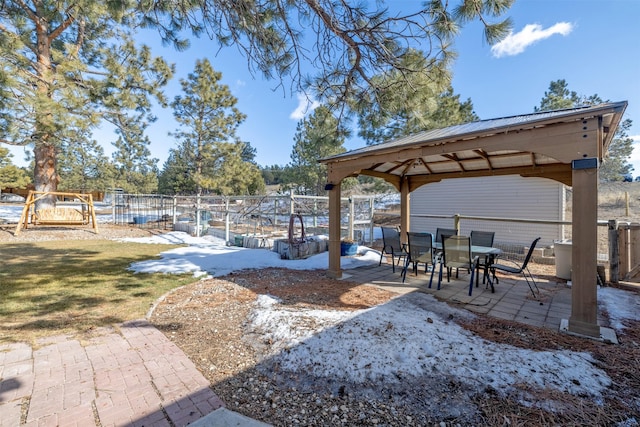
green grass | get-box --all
[0,240,197,344]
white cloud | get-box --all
[236,79,246,87]
[290,93,320,120]
[491,22,574,58]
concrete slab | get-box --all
[559,319,619,344]
[189,408,272,427]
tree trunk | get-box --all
[34,143,59,210]
[31,12,59,211]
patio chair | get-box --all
[470,230,496,285]
[379,226,409,273]
[489,237,541,298]
[401,232,434,282]
[429,235,479,296]
[434,227,456,268]
[435,227,457,245]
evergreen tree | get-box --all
[0,147,31,195]
[284,106,349,195]
[261,165,288,186]
[534,79,581,112]
[167,58,264,195]
[149,1,513,108]
[599,119,634,182]
[2,1,514,203]
[110,116,159,193]
[158,146,195,195]
[536,80,634,181]
[58,129,112,192]
[354,49,478,145]
[0,2,173,208]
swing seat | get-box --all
[34,207,87,225]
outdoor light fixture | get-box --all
[572,158,599,170]
[324,183,334,191]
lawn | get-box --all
[0,239,197,344]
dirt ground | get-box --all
[3,183,640,426]
[148,183,640,425]
[148,265,640,426]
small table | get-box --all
[433,242,501,290]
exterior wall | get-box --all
[409,175,565,248]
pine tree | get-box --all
[166,59,264,195]
[57,129,112,192]
[0,2,173,208]
[110,116,159,193]
[285,106,350,195]
[354,49,478,145]
[149,1,513,108]
[536,80,634,181]
[0,147,31,196]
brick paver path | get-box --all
[0,320,224,427]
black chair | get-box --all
[434,227,456,270]
[490,237,541,298]
[435,227,457,245]
[471,230,496,285]
[379,227,409,273]
[429,235,479,296]
[401,232,434,282]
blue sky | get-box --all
[7,0,640,175]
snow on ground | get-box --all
[119,232,380,277]
[2,202,636,401]
[119,231,639,400]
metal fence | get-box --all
[108,191,380,244]
[107,191,613,265]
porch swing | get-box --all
[14,190,99,235]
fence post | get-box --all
[172,196,177,227]
[111,189,116,224]
[313,199,318,228]
[369,196,375,245]
[195,194,201,237]
[626,191,630,217]
[348,197,354,241]
[608,219,619,283]
[630,223,640,279]
[619,222,630,279]
[289,191,295,216]
[273,198,278,229]
[454,214,460,234]
[225,197,230,244]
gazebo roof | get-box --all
[321,102,627,190]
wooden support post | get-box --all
[327,182,342,279]
[567,164,600,338]
[400,178,410,246]
[608,220,619,283]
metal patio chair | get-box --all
[401,232,434,282]
[489,237,542,298]
[471,230,496,285]
[430,235,479,296]
[379,226,409,273]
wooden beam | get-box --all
[407,164,572,192]
[356,170,402,191]
[322,120,597,169]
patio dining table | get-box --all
[433,241,502,290]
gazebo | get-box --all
[320,101,628,340]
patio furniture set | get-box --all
[379,226,541,298]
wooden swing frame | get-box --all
[14,191,99,235]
